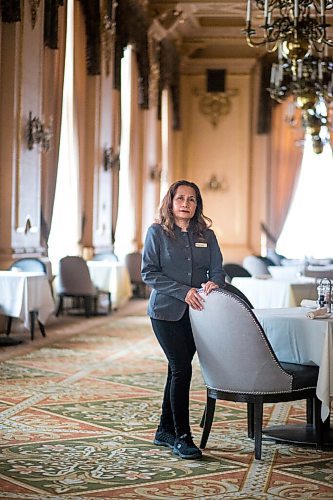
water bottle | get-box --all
[317,282,325,307]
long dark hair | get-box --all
[156,180,212,237]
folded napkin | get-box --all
[306,307,329,320]
[301,299,318,309]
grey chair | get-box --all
[125,252,149,298]
[242,255,271,277]
[6,258,49,340]
[189,288,323,460]
[55,256,111,317]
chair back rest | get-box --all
[189,289,292,393]
[125,252,143,283]
[242,255,270,277]
[223,263,251,282]
[9,258,47,274]
[57,256,95,295]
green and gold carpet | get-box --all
[0,302,332,499]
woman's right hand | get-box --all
[185,288,204,310]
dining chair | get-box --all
[55,256,112,317]
[242,255,272,277]
[223,263,252,283]
[6,258,49,340]
[125,252,149,298]
[189,288,323,460]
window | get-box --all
[114,46,134,261]
[48,0,80,271]
[277,136,333,259]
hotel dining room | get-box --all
[0,1,333,498]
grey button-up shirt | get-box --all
[141,223,225,321]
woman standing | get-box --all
[141,180,225,459]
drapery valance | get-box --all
[114,0,149,109]
[0,0,21,22]
[158,38,180,130]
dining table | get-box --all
[232,276,318,308]
[255,306,333,445]
[87,261,132,310]
[0,270,55,340]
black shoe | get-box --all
[154,429,175,449]
[173,434,202,459]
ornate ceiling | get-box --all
[147,1,265,73]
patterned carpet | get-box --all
[0,301,333,499]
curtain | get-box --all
[128,47,143,250]
[74,0,88,246]
[41,1,67,250]
[268,99,303,242]
[111,88,121,247]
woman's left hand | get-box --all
[201,281,219,295]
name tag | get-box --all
[195,242,208,248]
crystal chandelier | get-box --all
[244,1,333,57]
[268,49,333,152]
[269,51,333,102]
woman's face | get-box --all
[172,185,197,225]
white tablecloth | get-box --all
[87,261,132,309]
[0,271,55,329]
[255,307,333,421]
[232,277,317,308]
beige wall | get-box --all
[175,62,268,263]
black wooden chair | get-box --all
[223,263,252,282]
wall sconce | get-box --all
[206,174,228,192]
[103,147,120,171]
[27,111,52,153]
[193,88,238,128]
[149,164,162,181]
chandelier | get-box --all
[244,1,333,56]
[268,49,333,152]
[286,95,330,153]
[269,51,333,102]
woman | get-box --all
[141,179,225,459]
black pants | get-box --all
[151,308,196,438]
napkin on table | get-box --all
[306,307,329,320]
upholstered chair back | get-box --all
[58,256,96,296]
[242,255,271,277]
[190,289,292,394]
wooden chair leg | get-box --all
[55,296,63,317]
[313,396,326,449]
[107,292,112,313]
[247,402,254,439]
[6,317,13,336]
[83,296,92,318]
[200,405,206,428]
[306,397,313,425]
[253,402,263,460]
[38,320,46,337]
[200,392,216,449]
[29,311,36,341]
[93,296,98,315]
